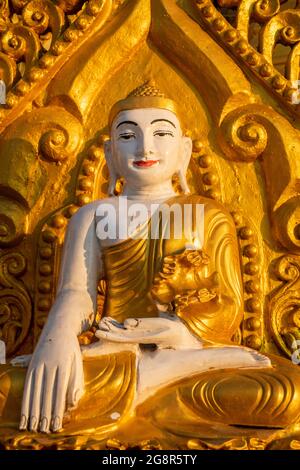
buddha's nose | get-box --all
[137,133,155,158]
[137,150,155,160]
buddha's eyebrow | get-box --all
[116,120,138,129]
[151,119,176,128]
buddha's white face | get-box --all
[107,108,191,190]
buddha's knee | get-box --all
[177,362,300,428]
[0,365,26,424]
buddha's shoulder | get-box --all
[166,194,233,220]
[69,197,118,223]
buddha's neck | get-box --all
[122,181,176,202]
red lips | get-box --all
[133,160,158,167]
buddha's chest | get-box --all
[94,197,204,251]
[95,198,153,249]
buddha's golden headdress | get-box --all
[108,81,180,128]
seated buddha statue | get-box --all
[1,83,300,447]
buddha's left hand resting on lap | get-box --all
[1,83,300,441]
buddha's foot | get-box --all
[137,355,300,429]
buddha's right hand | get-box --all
[19,331,84,433]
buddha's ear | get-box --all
[178,136,192,195]
[104,139,118,196]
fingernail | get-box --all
[40,416,48,433]
[30,416,37,431]
[52,416,61,432]
[19,414,27,430]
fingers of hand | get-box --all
[20,365,47,432]
[20,367,34,431]
[96,321,146,342]
[28,365,45,431]
[67,354,84,409]
[39,366,58,433]
[51,363,71,432]
[98,317,124,332]
[95,328,126,342]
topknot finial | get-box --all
[108,80,180,128]
[128,81,166,98]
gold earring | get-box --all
[172,173,182,194]
[115,177,125,195]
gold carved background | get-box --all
[0,0,300,368]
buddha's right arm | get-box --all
[20,202,103,433]
[41,201,103,337]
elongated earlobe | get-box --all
[178,169,190,195]
[108,175,118,196]
[178,136,192,195]
[104,140,119,196]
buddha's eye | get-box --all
[118,133,136,141]
[153,130,174,137]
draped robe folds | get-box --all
[1,195,300,448]
[102,195,244,343]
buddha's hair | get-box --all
[128,81,166,98]
[108,79,179,128]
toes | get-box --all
[124,318,139,329]
[98,321,110,332]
